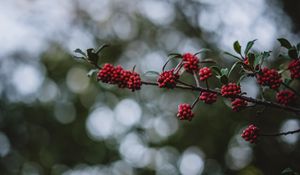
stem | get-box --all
[193,71,200,87]
[141,80,300,114]
[260,128,300,136]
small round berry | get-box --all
[177,103,194,121]
[97,63,115,83]
[256,67,282,90]
[231,98,247,112]
[157,69,179,88]
[199,92,217,104]
[110,65,123,84]
[288,59,300,79]
[244,57,249,65]
[276,90,296,105]
[118,69,131,88]
[199,67,212,81]
[221,83,241,97]
[182,53,199,73]
[241,124,259,144]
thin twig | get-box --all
[260,128,300,136]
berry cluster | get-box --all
[177,103,194,121]
[182,53,199,73]
[256,67,282,90]
[157,69,179,88]
[241,124,259,143]
[231,98,247,112]
[276,90,296,105]
[97,64,141,91]
[199,67,212,81]
[199,92,217,104]
[221,83,241,97]
[288,59,300,79]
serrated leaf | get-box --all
[73,56,86,61]
[244,39,257,55]
[228,61,242,78]
[220,75,229,84]
[288,47,298,59]
[221,68,229,76]
[87,69,99,77]
[278,38,292,49]
[210,66,221,75]
[233,41,241,54]
[74,48,87,57]
[143,71,160,77]
[224,52,243,61]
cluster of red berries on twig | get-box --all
[288,59,300,79]
[221,83,241,97]
[241,124,260,143]
[157,69,179,88]
[182,53,199,73]
[199,67,212,81]
[177,103,194,121]
[199,92,217,104]
[256,67,282,90]
[231,98,248,112]
[276,90,296,105]
[97,63,141,91]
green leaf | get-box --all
[74,48,87,57]
[278,38,292,49]
[210,66,221,75]
[224,52,243,61]
[143,71,160,77]
[199,58,216,64]
[237,74,247,85]
[87,48,98,64]
[194,48,211,56]
[297,42,300,51]
[228,61,242,78]
[221,68,229,76]
[87,69,99,77]
[247,52,255,66]
[163,55,182,71]
[288,47,298,59]
[244,39,257,55]
[95,44,110,55]
[281,168,298,175]
[233,41,241,54]
[168,53,182,57]
[283,78,292,85]
[220,75,229,84]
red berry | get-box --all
[177,103,194,121]
[231,98,247,112]
[110,65,123,84]
[244,57,249,65]
[276,90,296,105]
[157,69,179,88]
[288,59,300,79]
[199,92,217,104]
[97,63,115,83]
[256,67,282,90]
[221,83,241,97]
[182,53,199,73]
[241,124,259,144]
[199,67,212,81]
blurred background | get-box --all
[1,0,300,174]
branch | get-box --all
[141,80,300,114]
[260,128,300,136]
